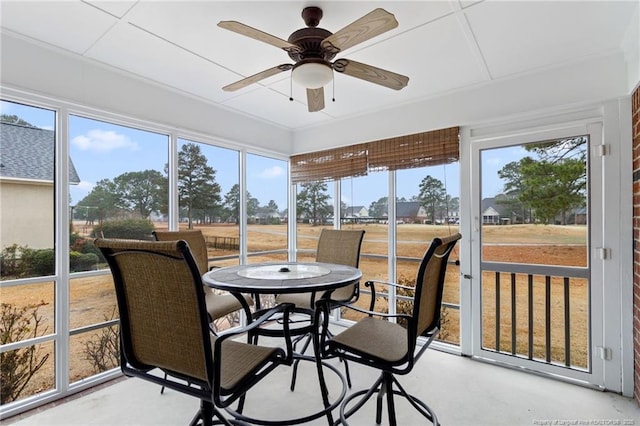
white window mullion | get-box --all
[168,134,179,230]
[388,171,397,316]
[239,150,247,264]
[56,106,70,394]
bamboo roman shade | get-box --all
[291,127,459,183]
[290,143,368,184]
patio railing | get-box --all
[480,261,589,370]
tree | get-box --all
[497,160,531,223]
[77,179,120,224]
[113,170,165,218]
[0,114,34,127]
[223,184,258,223]
[297,182,330,225]
[526,136,587,164]
[519,157,586,224]
[178,143,221,228]
[418,176,446,223]
[447,196,460,220]
[497,139,587,225]
[368,197,388,219]
[266,200,279,214]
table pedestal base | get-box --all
[223,356,347,426]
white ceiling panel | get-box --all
[465,0,638,78]
[85,0,137,18]
[85,21,239,103]
[1,0,637,130]
[0,1,117,54]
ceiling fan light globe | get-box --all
[292,62,333,89]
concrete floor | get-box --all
[5,345,639,426]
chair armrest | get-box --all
[316,298,410,321]
[363,279,416,311]
[217,303,294,364]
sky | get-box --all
[2,99,525,211]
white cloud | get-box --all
[257,166,285,179]
[77,181,95,192]
[72,129,139,152]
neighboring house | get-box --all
[482,206,501,224]
[343,205,368,218]
[0,122,81,249]
[572,207,587,225]
[254,211,281,224]
[396,201,428,224]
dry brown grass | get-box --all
[2,223,589,400]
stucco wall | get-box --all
[0,181,54,250]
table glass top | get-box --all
[237,263,331,280]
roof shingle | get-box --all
[0,122,80,183]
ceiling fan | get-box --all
[218,6,409,112]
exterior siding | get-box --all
[0,180,54,249]
[633,85,640,404]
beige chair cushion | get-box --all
[216,337,281,391]
[206,292,252,319]
[329,317,408,363]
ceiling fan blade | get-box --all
[218,21,301,54]
[307,88,325,112]
[333,59,408,90]
[321,8,398,54]
[223,64,293,92]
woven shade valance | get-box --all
[290,143,368,184]
[290,127,459,183]
[368,127,459,171]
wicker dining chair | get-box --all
[275,228,365,390]
[315,233,462,426]
[153,230,254,320]
[95,238,292,426]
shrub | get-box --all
[69,251,99,272]
[0,244,36,278]
[83,308,120,373]
[0,302,50,403]
[31,249,55,276]
[0,244,22,276]
[91,219,155,240]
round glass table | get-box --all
[202,261,362,425]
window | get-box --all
[246,153,288,263]
[1,100,57,404]
[177,139,240,268]
[68,115,169,382]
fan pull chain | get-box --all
[289,75,293,101]
[332,75,335,102]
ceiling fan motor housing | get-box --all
[287,7,336,63]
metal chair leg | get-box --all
[340,371,439,426]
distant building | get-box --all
[344,205,368,218]
[1,122,81,249]
[396,201,428,224]
[482,206,501,224]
